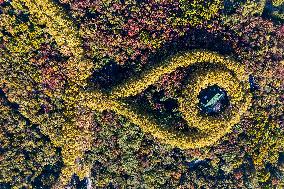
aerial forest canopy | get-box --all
[0,0,283,188]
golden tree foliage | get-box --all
[0,0,283,188]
